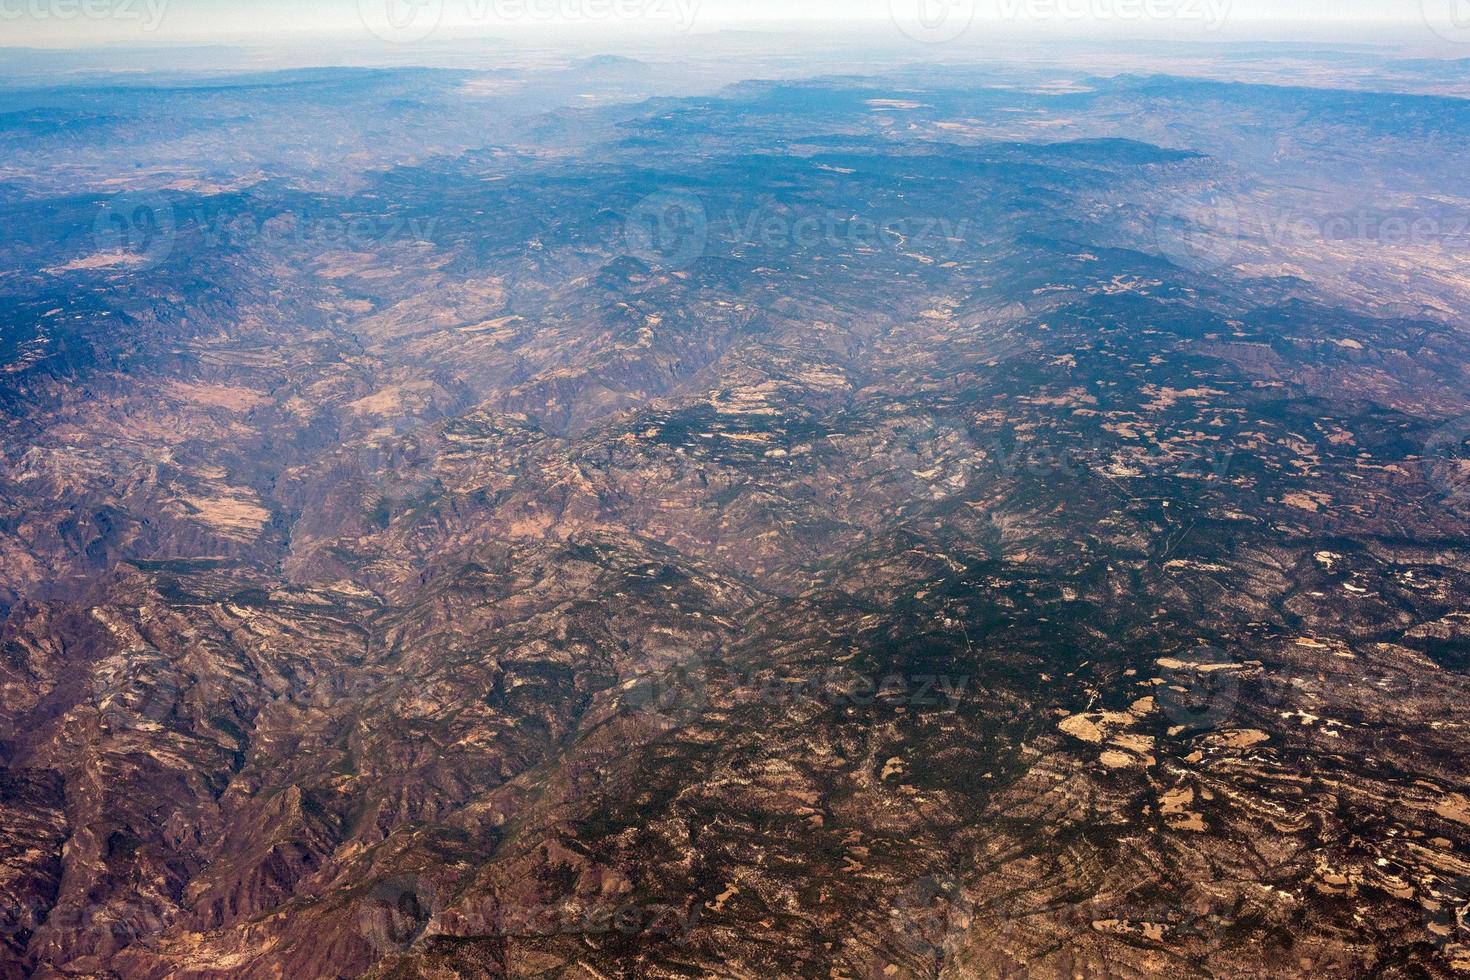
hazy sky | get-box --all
[0,0,1450,48]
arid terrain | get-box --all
[2,39,1470,979]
